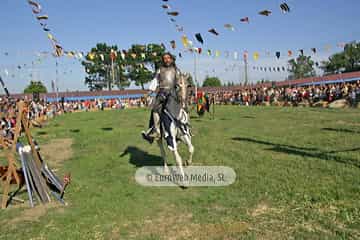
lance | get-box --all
[0,76,10,98]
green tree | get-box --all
[145,43,166,71]
[202,76,222,87]
[321,42,360,75]
[24,81,47,94]
[125,43,166,89]
[127,66,153,90]
[82,43,129,91]
[82,42,166,91]
[288,55,316,79]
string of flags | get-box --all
[160,0,291,52]
[164,41,349,62]
[0,40,351,66]
[27,0,83,59]
[1,0,353,78]
[159,0,350,62]
[27,0,64,57]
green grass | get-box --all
[1,106,360,239]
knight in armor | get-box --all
[142,53,182,144]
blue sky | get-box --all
[1,0,360,93]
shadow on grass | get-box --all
[36,131,47,135]
[232,137,319,151]
[120,146,164,168]
[69,129,80,133]
[232,137,360,168]
[322,128,360,134]
[101,127,113,131]
[242,116,255,119]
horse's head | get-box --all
[178,73,191,108]
[178,73,190,87]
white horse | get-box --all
[150,73,194,184]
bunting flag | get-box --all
[181,35,190,48]
[233,51,238,60]
[110,49,117,61]
[170,40,176,49]
[253,52,259,61]
[240,17,249,23]
[120,52,125,60]
[28,0,41,14]
[88,52,95,60]
[280,3,291,13]
[195,33,204,44]
[276,52,281,59]
[243,51,249,61]
[167,11,179,16]
[224,24,235,31]
[208,28,219,36]
[259,10,272,16]
[36,15,48,20]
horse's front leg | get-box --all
[172,147,187,186]
[157,139,169,175]
[169,138,188,187]
[182,135,194,166]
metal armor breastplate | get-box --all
[159,66,176,89]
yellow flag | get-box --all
[181,35,189,48]
[88,52,95,60]
[253,52,259,61]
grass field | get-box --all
[1,106,360,240]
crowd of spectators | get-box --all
[209,81,360,107]
[1,81,359,139]
[0,96,149,142]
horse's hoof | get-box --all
[180,181,189,189]
[163,168,170,175]
[141,132,154,144]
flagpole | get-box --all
[56,59,59,106]
[194,52,198,110]
[244,56,248,86]
[111,58,115,91]
[238,63,241,86]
